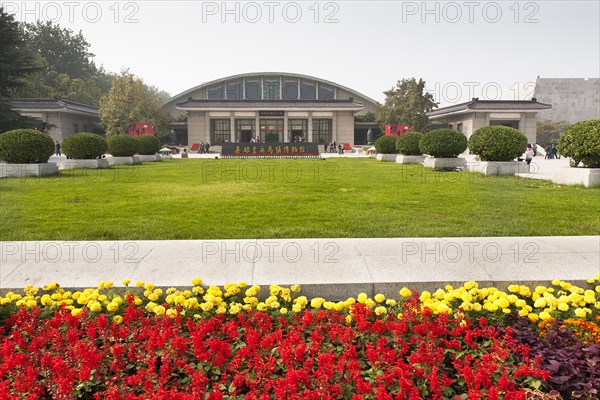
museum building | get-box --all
[162,72,380,146]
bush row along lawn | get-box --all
[1,276,599,399]
[0,158,598,240]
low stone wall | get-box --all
[0,163,59,177]
[552,167,600,187]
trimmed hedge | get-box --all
[0,129,54,163]
[106,135,139,157]
[419,128,467,158]
[468,126,528,162]
[62,133,107,159]
[396,132,423,155]
[374,135,397,154]
[137,135,161,155]
[557,119,600,168]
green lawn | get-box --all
[0,158,598,240]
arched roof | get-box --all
[163,72,379,111]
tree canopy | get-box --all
[375,78,438,132]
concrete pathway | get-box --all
[1,236,598,299]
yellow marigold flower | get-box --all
[77,296,88,305]
[280,288,292,302]
[147,293,159,302]
[386,299,397,307]
[346,297,356,305]
[245,285,260,297]
[460,302,472,311]
[558,302,569,312]
[534,298,547,309]
[508,285,519,293]
[539,311,552,320]
[464,281,478,291]
[472,303,482,312]
[269,284,281,296]
[89,302,102,313]
[346,315,353,324]
[445,285,454,291]
[134,297,143,306]
[216,306,227,314]
[71,308,83,317]
[122,279,131,286]
[502,308,511,314]
[551,279,561,286]
[192,286,204,295]
[518,309,529,317]
[200,302,214,312]
[145,301,157,312]
[311,298,325,309]
[374,294,385,303]
[397,312,403,319]
[291,284,301,293]
[192,278,202,286]
[113,315,123,325]
[256,302,267,312]
[515,299,527,308]
[400,287,412,297]
[437,303,450,314]
[166,309,178,318]
[279,307,288,314]
[292,304,302,313]
[365,299,376,309]
[574,308,587,318]
[357,293,368,304]
[461,292,473,303]
[135,281,144,287]
[528,313,539,322]
[106,302,119,312]
[153,305,166,316]
[103,281,113,289]
[294,296,308,306]
[144,283,155,291]
[535,286,546,294]
[323,301,334,310]
[375,306,387,316]
[419,291,431,301]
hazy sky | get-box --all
[3,0,599,105]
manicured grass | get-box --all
[0,158,598,240]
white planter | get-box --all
[61,159,110,170]
[107,156,135,166]
[552,167,600,187]
[137,154,161,162]
[376,154,398,162]
[468,161,528,175]
[423,157,466,169]
[396,155,425,164]
[133,155,141,164]
[0,163,58,177]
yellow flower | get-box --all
[311,298,325,309]
[135,281,144,287]
[113,315,123,325]
[89,302,102,313]
[400,287,412,297]
[106,302,119,312]
[71,308,83,317]
[574,308,587,318]
[122,279,131,286]
[557,302,569,312]
[539,311,552,320]
[345,315,353,324]
[291,284,301,293]
[154,305,166,316]
[528,313,539,322]
[192,278,202,286]
[147,293,159,302]
[365,299,376,309]
[374,294,385,303]
[279,307,288,314]
[357,293,368,304]
[256,302,267,312]
[386,299,397,307]
[192,286,205,295]
[375,306,387,316]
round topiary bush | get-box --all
[468,126,528,161]
[557,119,600,168]
[0,129,54,163]
[106,134,139,157]
[137,135,161,155]
[419,128,467,158]
[396,131,424,155]
[62,133,107,159]
[374,135,398,154]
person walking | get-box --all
[525,145,534,171]
[55,141,61,156]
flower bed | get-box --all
[1,275,599,399]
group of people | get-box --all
[197,141,211,154]
[324,141,344,155]
[544,143,560,159]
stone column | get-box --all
[283,113,289,142]
[230,115,236,142]
[308,112,313,142]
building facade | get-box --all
[162,72,379,146]
[533,78,600,124]
[427,99,552,145]
[10,98,100,142]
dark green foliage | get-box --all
[106,134,139,157]
[374,135,398,154]
[419,129,467,158]
[395,131,424,155]
[557,119,600,168]
[137,135,161,155]
[0,129,54,163]
[537,120,570,146]
[62,133,107,159]
[468,126,528,161]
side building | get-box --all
[533,78,600,124]
[162,72,380,146]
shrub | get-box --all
[62,133,107,159]
[468,126,528,161]
[419,128,467,158]
[395,131,423,155]
[557,119,600,168]
[0,129,54,163]
[374,135,397,154]
[106,134,139,157]
[137,135,161,155]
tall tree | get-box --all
[0,7,41,131]
[22,21,95,80]
[376,78,438,132]
[537,120,570,146]
[99,70,170,136]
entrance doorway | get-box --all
[240,130,252,142]
[291,130,304,142]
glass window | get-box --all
[300,82,316,100]
[207,86,225,100]
[263,81,280,100]
[227,82,243,100]
[259,119,284,142]
[457,123,463,133]
[318,85,334,100]
[211,119,230,144]
[282,81,298,100]
[73,123,79,133]
[245,81,261,100]
[312,119,332,144]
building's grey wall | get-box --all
[187,112,209,145]
[533,78,600,124]
[20,111,98,142]
[335,111,355,144]
[521,113,537,144]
